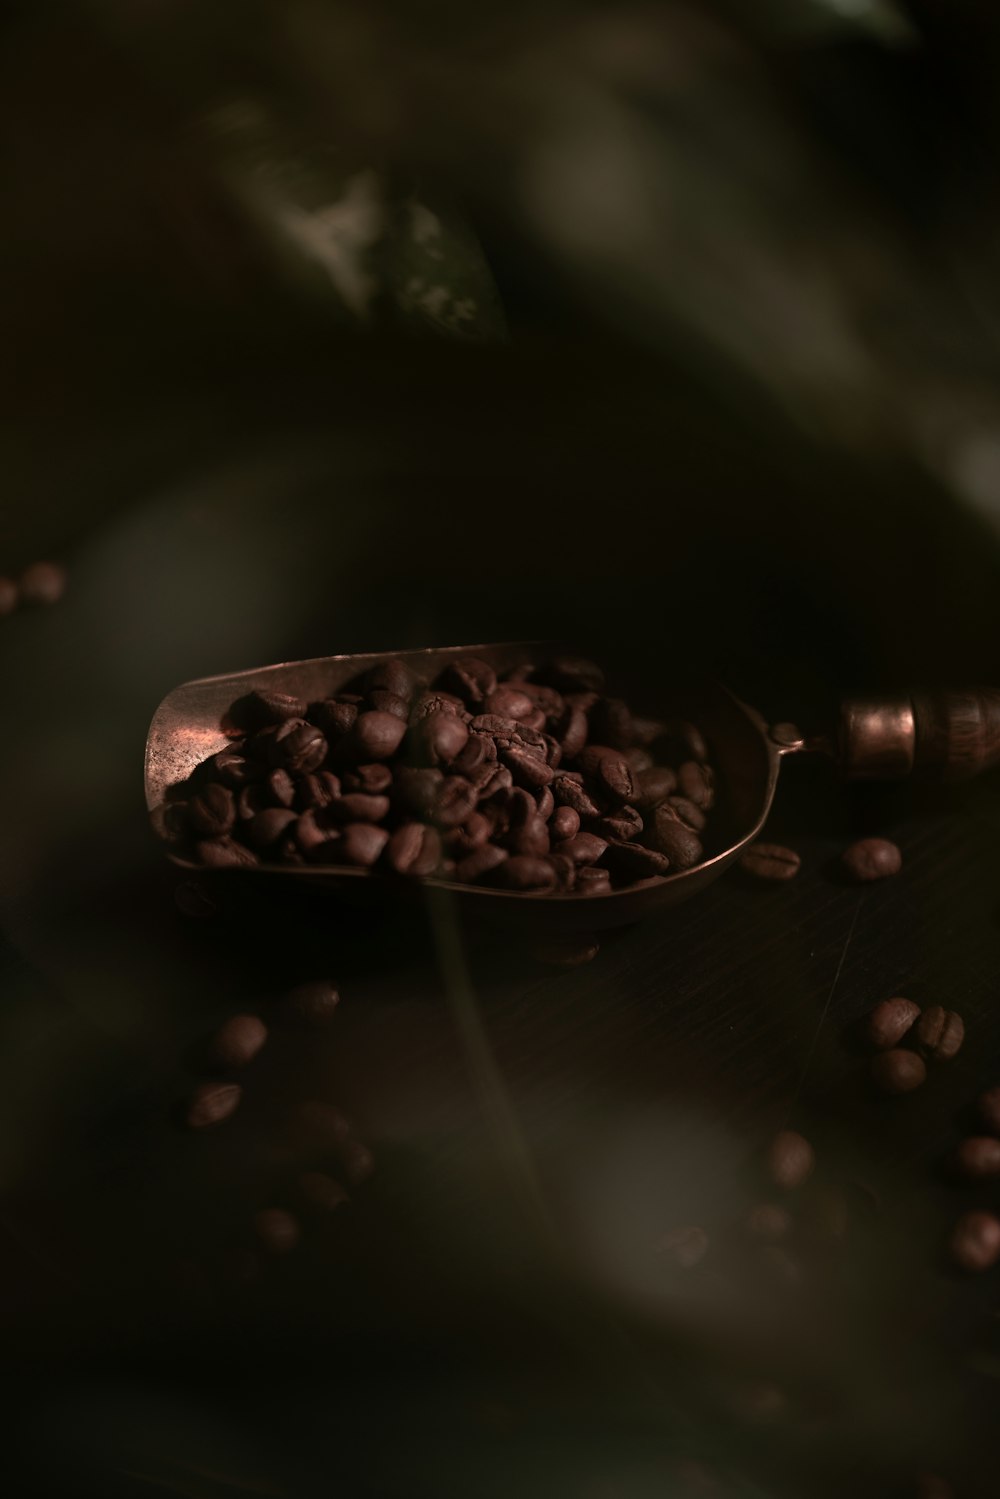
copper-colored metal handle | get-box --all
[838,689,1000,781]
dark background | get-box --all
[4,2,1000,1495]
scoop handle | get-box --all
[837,689,1000,781]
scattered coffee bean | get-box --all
[208,1014,268,1070]
[297,1171,350,1213]
[656,1225,709,1269]
[841,837,902,882]
[863,997,921,1050]
[978,1085,1000,1135]
[871,1048,926,1094]
[739,843,801,881]
[0,576,18,615]
[949,1209,1000,1273]
[18,559,67,606]
[914,1005,964,1061]
[954,1136,1000,1181]
[254,1207,301,1254]
[746,1203,792,1241]
[766,1130,815,1190]
[185,1081,242,1128]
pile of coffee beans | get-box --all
[153,654,716,893]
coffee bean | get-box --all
[656,1225,708,1269]
[551,774,600,818]
[549,853,577,889]
[292,810,338,860]
[535,785,555,821]
[366,657,419,701]
[503,743,555,789]
[446,811,491,856]
[739,843,801,881]
[496,856,557,890]
[863,997,921,1050]
[432,776,479,828]
[556,831,608,865]
[551,806,580,842]
[438,657,498,707]
[247,808,298,848]
[841,837,902,882]
[649,805,703,868]
[578,746,636,804]
[409,711,470,766]
[666,796,706,832]
[576,866,612,894]
[589,697,634,749]
[19,559,67,606]
[339,1139,375,1184]
[209,1014,268,1069]
[385,822,442,876]
[339,823,390,866]
[267,768,296,806]
[452,735,496,778]
[209,748,263,788]
[484,686,536,720]
[308,699,358,739]
[185,1081,242,1128]
[410,690,469,723]
[477,765,514,800]
[326,793,391,824]
[347,710,407,762]
[507,815,551,858]
[197,838,259,869]
[519,682,566,719]
[367,689,410,720]
[636,766,677,809]
[623,748,653,776]
[591,807,644,843]
[455,844,510,884]
[534,655,605,693]
[297,1172,350,1214]
[187,783,236,838]
[914,1005,964,1061]
[278,980,340,1026]
[340,763,393,795]
[954,1136,1000,1181]
[870,1049,927,1094]
[554,703,589,759]
[296,771,342,810]
[677,761,714,809]
[267,720,328,773]
[0,576,18,615]
[394,766,444,818]
[978,1086,1000,1135]
[949,1209,1000,1273]
[246,690,306,726]
[766,1130,814,1190]
[600,841,670,882]
[746,1203,792,1241]
[254,1207,301,1254]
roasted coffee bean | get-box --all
[578,746,636,804]
[366,657,419,701]
[591,806,644,843]
[367,689,410,720]
[503,743,555,789]
[535,785,555,821]
[746,1203,793,1241]
[0,576,18,615]
[949,1210,1000,1273]
[293,810,338,859]
[446,812,492,856]
[384,822,442,877]
[507,816,551,858]
[339,823,390,866]
[409,711,470,766]
[484,686,535,720]
[841,837,902,882]
[187,784,236,838]
[550,853,577,889]
[410,690,469,723]
[297,1172,350,1214]
[254,1207,301,1254]
[151,801,190,843]
[452,734,496,777]
[601,841,670,882]
[677,761,714,809]
[278,980,340,1026]
[247,808,298,848]
[340,763,392,795]
[589,697,635,749]
[767,1130,814,1190]
[576,866,612,894]
[502,662,536,683]
[246,689,306,726]
[551,772,600,818]
[624,747,653,774]
[542,733,563,768]
[477,765,514,799]
[308,698,358,739]
[19,559,67,606]
[438,657,497,707]
[739,843,800,881]
[954,1137,1000,1181]
[455,844,510,884]
[914,1005,964,1061]
[497,855,557,890]
[666,795,706,831]
[534,655,605,693]
[864,997,921,1050]
[871,1049,926,1094]
[636,766,677,809]
[432,776,479,828]
[197,838,259,869]
[185,1081,242,1128]
[267,768,296,806]
[209,1014,268,1069]
[557,831,609,865]
[656,1225,709,1269]
[554,703,589,759]
[978,1086,1000,1135]
[209,747,263,787]
[394,766,444,818]
[267,720,327,773]
[518,682,566,719]
[649,805,703,868]
[551,806,580,842]
[347,710,407,762]
[325,793,391,824]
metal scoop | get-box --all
[144,642,1000,934]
